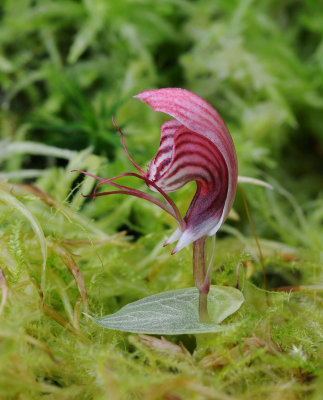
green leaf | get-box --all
[92,285,244,334]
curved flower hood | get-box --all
[134,88,238,253]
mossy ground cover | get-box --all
[0,1,322,399]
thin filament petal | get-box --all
[112,117,146,176]
[84,190,175,217]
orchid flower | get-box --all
[78,88,238,322]
[135,89,238,251]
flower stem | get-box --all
[193,236,211,323]
[198,293,209,322]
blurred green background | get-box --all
[0,0,323,399]
[1,0,322,244]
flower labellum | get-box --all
[78,88,238,322]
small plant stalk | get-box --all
[193,236,211,323]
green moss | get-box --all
[0,174,322,399]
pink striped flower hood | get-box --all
[134,88,238,253]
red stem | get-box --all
[193,236,211,323]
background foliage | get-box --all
[0,0,322,399]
